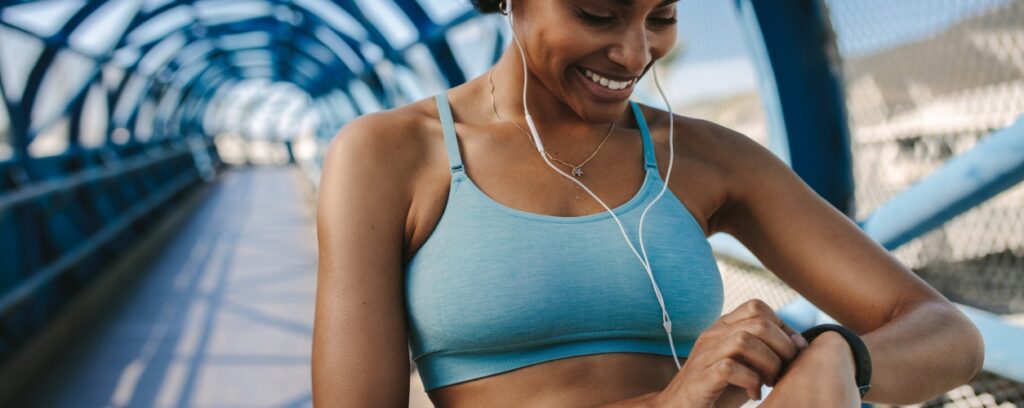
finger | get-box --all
[709,359,763,401]
[776,320,809,349]
[777,319,796,337]
[727,317,801,363]
[720,299,777,325]
[709,331,783,387]
[721,300,806,353]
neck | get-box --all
[489,46,629,142]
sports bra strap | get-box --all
[435,92,464,174]
[630,101,659,171]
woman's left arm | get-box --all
[705,123,985,405]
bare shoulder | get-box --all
[318,96,453,260]
[319,98,452,208]
[322,98,444,178]
[635,102,777,234]
[637,103,772,171]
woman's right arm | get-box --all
[601,299,807,408]
[312,114,422,407]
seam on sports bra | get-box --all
[411,328,698,360]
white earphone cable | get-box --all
[505,0,681,370]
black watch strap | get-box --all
[800,324,873,398]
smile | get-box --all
[581,68,635,91]
[573,66,636,102]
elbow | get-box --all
[875,301,987,405]
[962,317,985,383]
[941,303,985,384]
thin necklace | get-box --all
[488,69,614,178]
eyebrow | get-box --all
[611,0,680,7]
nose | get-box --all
[607,27,652,75]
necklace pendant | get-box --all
[572,167,584,177]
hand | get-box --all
[758,331,861,408]
[653,299,809,407]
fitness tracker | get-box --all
[801,323,873,398]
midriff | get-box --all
[426,353,680,408]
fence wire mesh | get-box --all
[832,0,1024,403]
[664,0,1024,406]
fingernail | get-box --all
[791,333,809,349]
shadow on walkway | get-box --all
[20,167,318,408]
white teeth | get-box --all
[582,68,632,91]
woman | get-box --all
[312,0,984,406]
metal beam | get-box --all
[711,118,1024,259]
[734,0,855,215]
[860,116,1024,250]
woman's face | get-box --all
[513,0,678,123]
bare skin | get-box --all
[312,0,983,407]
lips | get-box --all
[574,65,637,101]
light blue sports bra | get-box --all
[405,92,723,391]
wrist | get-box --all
[808,331,857,375]
[802,326,872,399]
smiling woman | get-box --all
[311,0,985,407]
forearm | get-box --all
[860,300,984,404]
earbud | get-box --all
[502,1,681,370]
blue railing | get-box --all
[0,140,220,359]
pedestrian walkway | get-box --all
[19,167,319,407]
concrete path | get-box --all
[20,168,319,407]
[18,166,436,407]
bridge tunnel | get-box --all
[1,0,1023,406]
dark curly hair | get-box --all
[472,0,503,14]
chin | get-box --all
[575,99,631,123]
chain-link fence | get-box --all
[660,0,1024,406]
[833,1,1024,404]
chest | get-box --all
[404,180,725,354]
[403,136,725,262]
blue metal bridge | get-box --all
[0,0,1022,406]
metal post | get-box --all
[734,0,855,215]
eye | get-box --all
[576,8,616,25]
[647,9,677,28]
[647,15,677,27]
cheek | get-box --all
[650,32,678,61]
[531,28,591,77]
